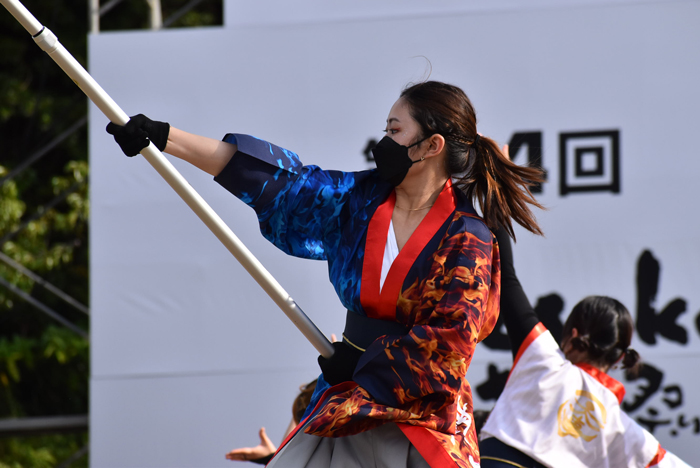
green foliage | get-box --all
[0,438,56,468]
[0,161,89,321]
[0,1,222,465]
[100,0,223,31]
[0,433,87,468]
[0,326,89,418]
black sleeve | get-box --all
[494,227,540,359]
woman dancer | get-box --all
[479,226,690,467]
[107,81,544,467]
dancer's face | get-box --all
[384,98,425,152]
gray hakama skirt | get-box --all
[268,422,430,468]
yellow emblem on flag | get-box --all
[557,390,607,441]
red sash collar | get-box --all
[575,362,626,404]
[360,180,456,320]
[509,324,626,406]
[513,322,547,369]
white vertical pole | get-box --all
[146,0,162,30]
[0,0,334,358]
[89,0,99,34]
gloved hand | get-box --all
[317,341,363,386]
[106,114,170,157]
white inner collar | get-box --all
[380,219,399,292]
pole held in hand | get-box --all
[0,0,334,358]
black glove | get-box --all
[317,341,363,386]
[106,114,170,156]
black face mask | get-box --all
[371,136,428,186]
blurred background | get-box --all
[1,1,699,467]
[0,1,221,466]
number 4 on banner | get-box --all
[0,0,334,358]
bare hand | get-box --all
[225,427,276,462]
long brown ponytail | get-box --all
[400,81,544,239]
[461,135,544,239]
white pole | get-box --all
[0,0,334,358]
[89,0,99,34]
[146,0,162,30]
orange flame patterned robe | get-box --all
[215,134,501,467]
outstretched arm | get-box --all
[165,126,237,176]
[494,226,540,359]
[106,115,237,176]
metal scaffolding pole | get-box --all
[0,276,88,338]
[0,251,89,315]
[0,115,87,188]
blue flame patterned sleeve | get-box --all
[214,134,358,261]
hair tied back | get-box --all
[469,133,481,168]
[622,347,641,376]
[472,134,481,148]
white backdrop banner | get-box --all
[89,1,700,466]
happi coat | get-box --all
[214,134,501,467]
[480,324,691,468]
